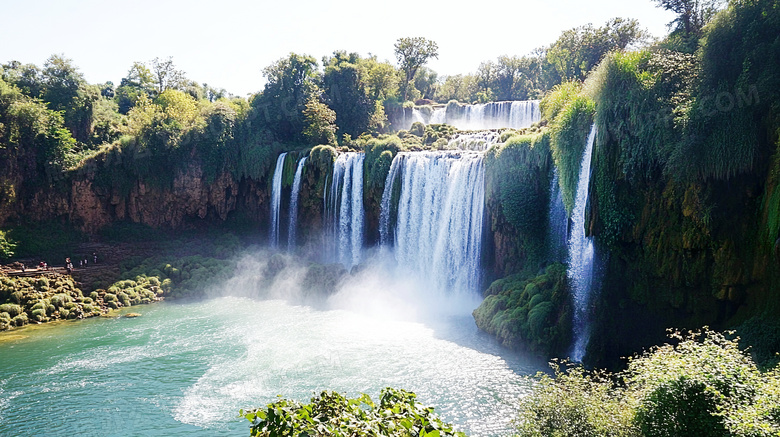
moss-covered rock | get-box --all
[473,263,571,357]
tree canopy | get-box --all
[394,37,439,101]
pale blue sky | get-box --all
[1,0,675,96]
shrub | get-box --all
[240,388,465,437]
[0,303,22,317]
[12,313,28,326]
[518,329,780,436]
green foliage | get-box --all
[7,221,85,261]
[670,0,780,181]
[0,75,77,185]
[518,329,780,436]
[547,90,594,214]
[118,254,234,300]
[483,132,552,274]
[240,388,465,437]
[252,53,319,143]
[517,364,637,437]
[541,81,583,122]
[0,274,99,330]
[654,0,725,36]
[544,18,649,86]
[473,263,571,356]
[0,229,16,260]
[394,37,439,101]
[309,145,337,172]
[302,96,337,146]
[322,51,385,138]
[364,136,401,192]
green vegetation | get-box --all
[0,274,101,330]
[394,37,439,102]
[0,230,15,260]
[434,18,648,103]
[544,83,594,214]
[4,221,86,261]
[517,329,780,436]
[484,132,552,274]
[113,254,234,301]
[240,388,465,437]
[473,263,571,357]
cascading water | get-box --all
[269,152,288,248]
[325,153,365,268]
[396,107,428,130]
[379,157,402,246]
[428,100,540,130]
[568,124,597,362]
[287,157,307,251]
[381,152,485,294]
[446,131,502,151]
[547,168,568,263]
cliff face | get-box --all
[69,164,241,230]
[0,157,268,234]
[584,132,780,369]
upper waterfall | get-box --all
[394,100,541,131]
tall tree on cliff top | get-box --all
[394,37,439,101]
[150,57,185,95]
[654,0,726,36]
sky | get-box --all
[0,0,676,97]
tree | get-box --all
[393,37,439,101]
[41,55,98,143]
[1,61,43,97]
[115,61,156,114]
[654,0,726,36]
[493,55,541,101]
[362,56,399,101]
[251,53,319,142]
[412,66,438,100]
[302,96,336,145]
[321,51,376,138]
[544,18,649,85]
[150,57,185,95]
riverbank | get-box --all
[0,231,249,332]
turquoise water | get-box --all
[0,296,540,436]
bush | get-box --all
[240,388,465,437]
[0,230,16,261]
[0,303,23,317]
[518,329,780,436]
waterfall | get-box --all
[446,131,502,151]
[509,100,542,129]
[430,107,445,124]
[381,151,485,294]
[269,152,288,248]
[287,157,307,251]
[325,153,365,268]
[568,124,597,362]
[379,156,402,246]
[424,100,540,130]
[396,107,428,130]
[547,168,569,263]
